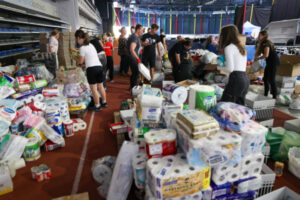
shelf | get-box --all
[0,4,69,25]
[0,18,69,29]
[0,40,39,47]
[0,49,39,59]
[0,31,48,34]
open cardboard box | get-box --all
[277,55,300,77]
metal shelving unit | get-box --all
[0,18,68,29]
[0,49,39,59]
[0,31,46,34]
[0,4,68,25]
[0,40,39,47]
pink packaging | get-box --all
[23,114,45,129]
[12,106,32,124]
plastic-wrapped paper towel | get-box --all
[138,86,163,107]
[163,84,188,105]
[137,104,162,123]
[144,129,176,158]
[176,109,219,139]
[240,153,264,180]
[132,85,143,98]
[240,120,268,157]
[39,122,65,145]
[132,153,147,189]
[177,127,242,167]
[146,155,210,200]
[0,134,28,161]
[189,85,216,111]
[210,102,256,132]
[107,141,139,200]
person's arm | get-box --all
[162,38,168,52]
[157,42,162,60]
[130,42,140,63]
[49,37,54,53]
[175,53,181,65]
[222,46,234,73]
[74,48,85,64]
[255,46,270,62]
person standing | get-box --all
[168,39,193,82]
[255,30,280,99]
[49,29,59,54]
[102,33,114,83]
[218,25,249,105]
[73,29,107,111]
[127,24,143,89]
[118,27,129,76]
[141,24,162,83]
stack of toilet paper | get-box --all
[132,153,147,189]
[144,129,176,158]
[176,110,219,139]
[212,153,264,185]
[177,127,242,167]
[240,120,268,157]
[137,86,163,123]
[133,127,151,151]
[162,102,183,128]
[147,155,210,200]
[211,182,232,199]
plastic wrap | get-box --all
[63,83,84,98]
[201,52,218,64]
[288,147,300,179]
[0,134,28,161]
[107,141,139,200]
[39,122,65,145]
[0,75,15,99]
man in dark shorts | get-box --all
[128,24,144,89]
[141,24,162,83]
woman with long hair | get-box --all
[73,29,107,111]
[255,30,280,99]
[118,27,129,76]
[219,25,249,105]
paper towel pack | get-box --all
[147,155,211,200]
[240,120,268,157]
[176,109,219,139]
[189,85,216,111]
[132,153,147,189]
[163,84,188,105]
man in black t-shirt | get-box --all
[127,24,144,89]
[141,24,162,82]
[168,39,192,82]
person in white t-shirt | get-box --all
[49,29,59,54]
[73,29,107,112]
[218,25,249,105]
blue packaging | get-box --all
[227,191,256,200]
[211,181,232,199]
[51,122,64,135]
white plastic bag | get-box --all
[289,98,300,110]
[138,63,151,81]
[107,141,139,200]
[288,147,300,179]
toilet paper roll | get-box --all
[212,173,227,186]
[163,84,188,105]
[92,164,112,185]
[250,163,263,176]
[97,183,109,199]
[240,168,250,179]
[34,94,44,102]
[228,168,240,183]
[213,164,230,175]
[248,175,262,191]
[242,156,253,168]
[133,159,147,189]
[73,123,80,132]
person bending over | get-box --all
[74,29,107,111]
[255,30,280,99]
[127,24,143,89]
[218,25,249,105]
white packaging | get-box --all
[107,142,139,200]
[0,134,28,161]
[163,84,188,105]
[288,147,300,179]
[39,122,65,145]
[0,165,13,195]
[138,63,151,81]
[241,153,264,178]
[132,153,147,189]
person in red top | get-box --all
[101,33,114,82]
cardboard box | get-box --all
[0,166,13,196]
[295,85,300,94]
[277,55,300,77]
[52,192,89,200]
[204,64,218,71]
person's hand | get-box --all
[157,56,162,61]
[254,58,259,62]
[136,58,141,64]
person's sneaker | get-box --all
[88,106,102,112]
[101,102,108,108]
[110,80,115,83]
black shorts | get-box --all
[86,66,104,84]
[142,53,156,68]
